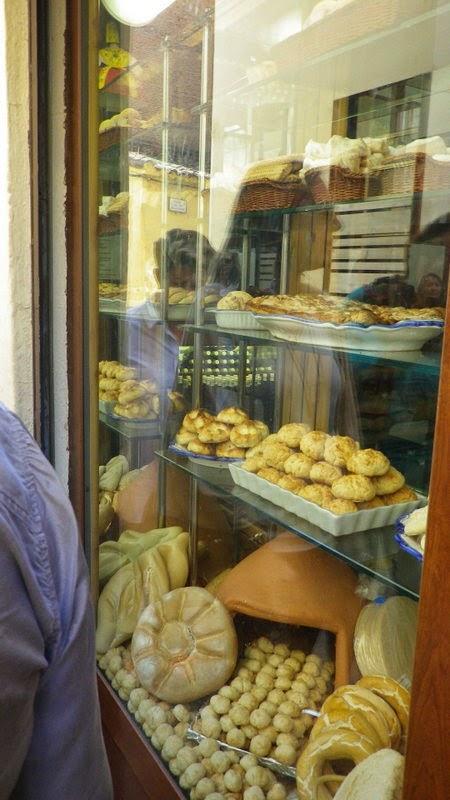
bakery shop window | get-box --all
[92,0,448,796]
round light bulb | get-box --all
[102,0,174,27]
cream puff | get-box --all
[331,474,376,502]
[284,453,314,479]
[277,423,311,448]
[300,431,330,461]
[263,443,293,470]
[230,422,264,449]
[216,406,248,426]
[310,461,343,486]
[347,448,390,477]
[324,435,359,468]
[371,466,405,496]
[198,422,231,444]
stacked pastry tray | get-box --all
[229,463,424,537]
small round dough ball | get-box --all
[309,689,322,704]
[210,751,231,774]
[196,777,216,799]
[276,665,294,679]
[267,655,284,668]
[245,647,266,663]
[347,447,390,477]
[204,794,225,800]
[239,692,258,712]
[245,766,270,788]
[259,701,277,717]
[276,733,297,748]
[202,717,222,739]
[211,695,231,716]
[267,689,285,705]
[172,703,190,723]
[219,685,239,701]
[260,664,276,677]
[273,744,297,765]
[303,661,320,677]
[300,430,329,460]
[148,706,167,729]
[298,673,316,689]
[245,659,261,674]
[242,724,257,740]
[274,677,291,691]
[154,723,174,746]
[293,718,308,737]
[174,721,188,738]
[250,734,271,757]
[201,705,217,721]
[238,667,253,680]
[220,715,234,734]
[284,657,301,672]
[250,709,271,730]
[279,701,300,718]
[255,672,274,690]
[273,644,290,658]
[252,687,267,703]
[273,714,293,734]
[161,735,184,761]
[324,435,359,468]
[257,637,274,654]
[224,769,243,793]
[315,676,328,693]
[226,728,246,748]
[291,649,306,664]
[238,754,256,771]
[230,704,250,726]
[199,738,219,758]
[261,725,278,742]
[243,788,265,800]
[169,757,183,776]
[306,654,322,665]
[183,763,206,788]
[267,783,287,800]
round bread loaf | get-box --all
[334,749,404,800]
[132,587,238,703]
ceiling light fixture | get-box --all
[102,0,175,27]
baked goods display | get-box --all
[148,286,221,308]
[132,587,238,703]
[333,748,404,800]
[193,639,333,765]
[99,360,160,419]
[234,423,418,517]
[99,282,127,299]
[217,291,254,311]
[173,407,269,460]
[296,677,410,799]
[353,597,418,685]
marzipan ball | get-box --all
[273,714,293,733]
[274,744,297,765]
[220,686,239,701]
[274,677,291,691]
[261,725,278,742]
[154,722,174,746]
[199,738,219,758]
[175,721,188,738]
[210,750,231,774]
[226,728,246,748]
[273,644,290,658]
[210,695,231,715]
[276,733,297,748]
[268,655,284,668]
[240,754,258,771]
[250,709,271,729]
[250,734,271,756]
[268,689,285,705]
[279,701,300,718]
[201,705,217,721]
[177,747,199,771]
[202,717,222,739]
[260,664,276,677]
[220,715,234,733]
[183,763,206,788]
[173,704,191,722]
[242,724,257,740]
[267,783,287,800]
[245,647,266,663]
[224,768,243,792]
[257,637,274,654]
[255,673,274,690]
[239,692,258,711]
[230,704,250,726]
[243,788,265,800]
[245,659,261,674]
[245,766,270,787]
[303,662,320,677]
[259,701,277,716]
[161,735,183,760]
[196,777,216,799]
[253,687,267,703]
[169,758,182,776]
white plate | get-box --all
[229,463,425,536]
[212,309,268,331]
[169,443,244,468]
[252,314,443,352]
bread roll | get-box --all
[334,749,404,800]
[132,587,238,703]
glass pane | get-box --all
[93,0,448,795]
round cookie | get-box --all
[331,474,376,503]
[284,453,314,479]
[198,422,231,444]
[264,443,293,469]
[230,423,264,449]
[347,448,390,477]
[217,406,248,426]
[277,423,311,448]
[300,431,330,460]
[371,466,405,496]
[324,435,359,467]
[310,461,343,486]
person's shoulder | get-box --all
[0,404,35,517]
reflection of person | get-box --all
[415,272,445,308]
[154,229,216,291]
[209,249,241,294]
[0,404,112,798]
[347,275,415,307]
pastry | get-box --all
[403,505,427,536]
[358,497,384,510]
[334,749,404,800]
[347,449,390,477]
[277,423,311,448]
[216,406,248,426]
[324,435,359,468]
[242,456,266,473]
[176,428,197,447]
[198,422,231,444]
[284,453,314,479]
[183,409,215,433]
[332,475,376,503]
[310,461,343,485]
[131,587,238,703]
[118,384,148,405]
[356,676,410,738]
[187,438,215,456]
[257,467,283,484]
[296,730,378,800]
[381,487,417,505]
[298,484,334,506]
[217,290,253,310]
[230,422,264,449]
[323,498,358,515]
[372,467,405,496]
[263,443,293,470]
[300,431,329,460]
[277,475,307,493]
[254,420,270,440]
[260,434,282,450]
[215,441,246,459]
[246,444,266,459]
[115,366,137,382]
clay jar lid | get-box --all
[217,532,364,686]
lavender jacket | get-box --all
[0,405,112,799]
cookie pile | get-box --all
[194,638,334,766]
[98,360,159,419]
[176,407,269,459]
[242,423,417,514]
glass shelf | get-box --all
[186,323,442,374]
[99,411,161,439]
[157,449,421,599]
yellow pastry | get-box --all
[176,427,197,447]
[300,431,330,460]
[357,497,384,510]
[331,475,376,503]
[323,498,358,515]
[217,290,253,310]
[230,422,264,449]
[242,456,266,473]
[183,408,215,433]
[347,448,390,477]
[263,443,293,469]
[310,461,343,486]
[381,486,417,505]
[298,484,334,507]
[187,438,215,456]
[371,467,405,496]
[216,406,248,426]
[324,435,359,467]
[277,423,311,448]
[198,422,231,444]
[257,467,283,484]
[284,453,314,479]
[277,475,307,493]
[216,441,246,459]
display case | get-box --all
[70,0,450,797]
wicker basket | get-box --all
[234,179,312,213]
[379,153,450,196]
[304,166,376,204]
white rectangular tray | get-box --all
[252,314,443,352]
[229,463,424,537]
[212,309,268,331]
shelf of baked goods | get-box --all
[98,107,201,156]
[156,450,421,601]
[187,322,442,374]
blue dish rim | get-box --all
[252,313,444,331]
[394,513,424,561]
[168,442,244,463]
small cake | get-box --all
[331,475,376,503]
[217,406,248,426]
[324,435,359,468]
[371,467,405,496]
[300,431,330,460]
[277,423,311,448]
[284,453,314,479]
[310,461,343,486]
[347,449,390,477]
